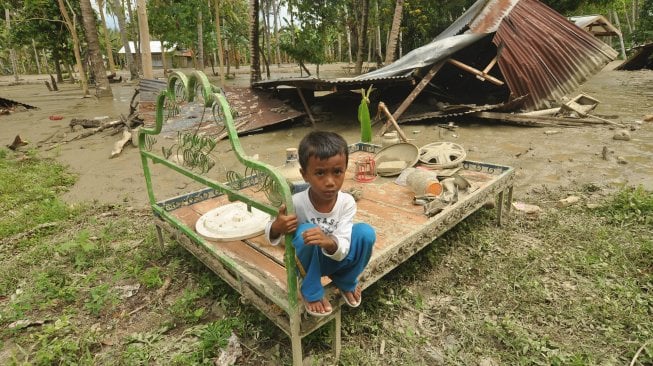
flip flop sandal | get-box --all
[341,291,361,308]
[303,298,333,317]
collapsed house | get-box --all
[616,43,653,70]
[254,0,619,125]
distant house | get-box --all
[117,41,193,69]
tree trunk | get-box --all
[214,0,225,86]
[375,0,383,64]
[80,0,113,97]
[262,0,271,75]
[161,40,168,74]
[111,0,139,80]
[197,10,205,70]
[347,27,353,64]
[136,0,153,79]
[385,0,403,64]
[5,9,19,82]
[612,9,627,60]
[272,0,281,67]
[42,49,50,74]
[98,0,116,72]
[57,0,90,96]
[355,0,370,74]
[622,1,633,33]
[249,0,261,84]
[126,0,142,73]
[32,39,42,74]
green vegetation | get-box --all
[1,149,652,364]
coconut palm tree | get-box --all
[385,0,404,65]
[355,0,369,74]
[97,0,116,73]
[80,0,113,97]
[249,0,261,83]
[110,0,139,80]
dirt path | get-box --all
[1,62,651,208]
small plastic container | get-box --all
[381,131,400,147]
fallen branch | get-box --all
[473,111,625,127]
[44,119,124,151]
[629,339,651,366]
[110,129,133,158]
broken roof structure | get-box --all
[254,0,618,120]
[616,43,653,70]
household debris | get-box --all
[556,196,581,208]
[512,202,543,215]
[7,135,28,150]
[613,130,631,141]
[0,96,37,115]
[616,42,653,71]
[389,140,473,217]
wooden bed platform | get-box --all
[139,72,515,365]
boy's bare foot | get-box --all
[305,297,332,316]
[342,286,362,307]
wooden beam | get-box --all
[378,102,409,142]
[447,58,505,86]
[379,60,445,136]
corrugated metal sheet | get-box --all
[138,80,304,137]
[488,0,618,110]
[252,75,414,91]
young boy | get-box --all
[265,131,376,316]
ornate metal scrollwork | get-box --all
[161,131,217,174]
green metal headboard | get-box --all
[138,70,300,312]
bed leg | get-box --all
[506,186,514,215]
[155,224,165,249]
[332,307,342,360]
[496,191,505,226]
[290,311,303,366]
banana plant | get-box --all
[358,85,374,143]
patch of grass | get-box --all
[84,284,117,316]
[139,267,164,289]
[0,151,77,239]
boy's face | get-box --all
[300,153,347,205]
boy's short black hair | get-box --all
[298,131,349,170]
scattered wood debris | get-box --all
[7,134,28,150]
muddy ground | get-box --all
[1,61,651,208]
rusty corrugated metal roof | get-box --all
[487,0,618,110]
[252,75,414,91]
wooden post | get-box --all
[296,88,316,128]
